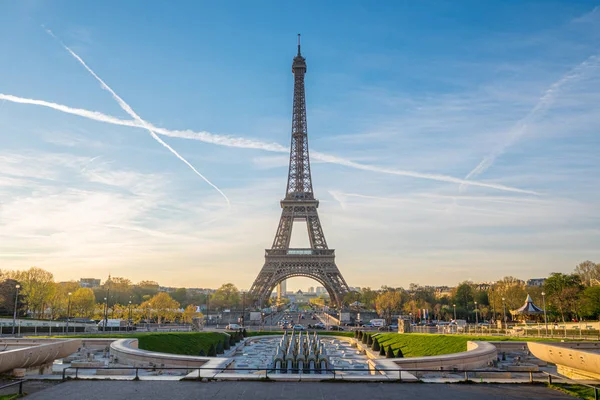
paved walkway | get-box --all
[25,381,573,399]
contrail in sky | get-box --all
[461,53,600,187]
[0,92,539,195]
[43,28,230,207]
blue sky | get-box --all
[1,1,599,291]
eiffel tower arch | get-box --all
[249,35,350,308]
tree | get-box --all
[544,273,583,322]
[141,292,180,323]
[210,283,240,310]
[71,288,96,318]
[172,288,188,306]
[12,267,55,318]
[453,282,474,308]
[375,290,404,324]
[359,288,378,310]
[0,278,21,316]
[581,286,600,318]
[182,304,202,323]
[489,277,527,313]
[575,261,600,286]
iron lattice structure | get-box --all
[249,36,350,308]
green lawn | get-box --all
[364,333,560,358]
[53,332,228,356]
[550,383,600,400]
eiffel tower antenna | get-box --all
[249,36,350,308]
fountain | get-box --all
[270,330,330,374]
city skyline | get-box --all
[1,2,599,292]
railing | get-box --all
[60,365,552,382]
[544,372,600,400]
[0,380,24,397]
[408,324,600,340]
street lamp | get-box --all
[474,301,479,326]
[12,284,20,335]
[128,301,133,331]
[103,297,108,331]
[241,292,246,327]
[206,294,210,326]
[541,292,548,336]
[502,297,506,333]
[66,292,72,335]
[453,304,456,321]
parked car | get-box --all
[328,325,345,331]
[293,324,306,331]
[226,323,242,330]
[314,322,326,329]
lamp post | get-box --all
[502,297,506,334]
[241,291,246,327]
[12,284,20,335]
[128,301,132,331]
[474,301,479,327]
[66,292,72,335]
[103,297,108,331]
[206,293,210,327]
[542,291,548,336]
[453,304,456,321]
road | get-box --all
[24,381,573,400]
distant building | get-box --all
[308,287,315,293]
[79,278,100,288]
[527,278,546,287]
[316,286,326,295]
[434,286,453,298]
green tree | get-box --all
[172,288,188,306]
[210,283,240,310]
[453,281,474,308]
[359,287,378,310]
[544,273,583,322]
[581,286,600,318]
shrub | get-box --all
[242,328,248,337]
[372,338,380,351]
[379,345,386,356]
[354,330,359,338]
[395,348,403,358]
[198,349,206,356]
[229,334,235,346]
[216,341,224,354]
[367,335,373,345]
[208,344,216,357]
[357,331,363,340]
[224,339,230,350]
[386,346,394,358]
[362,333,368,344]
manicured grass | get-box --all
[365,333,561,358]
[550,383,599,399]
[0,395,20,400]
[53,332,228,356]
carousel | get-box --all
[510,294,545,321]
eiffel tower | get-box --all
[249,35,350,308]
